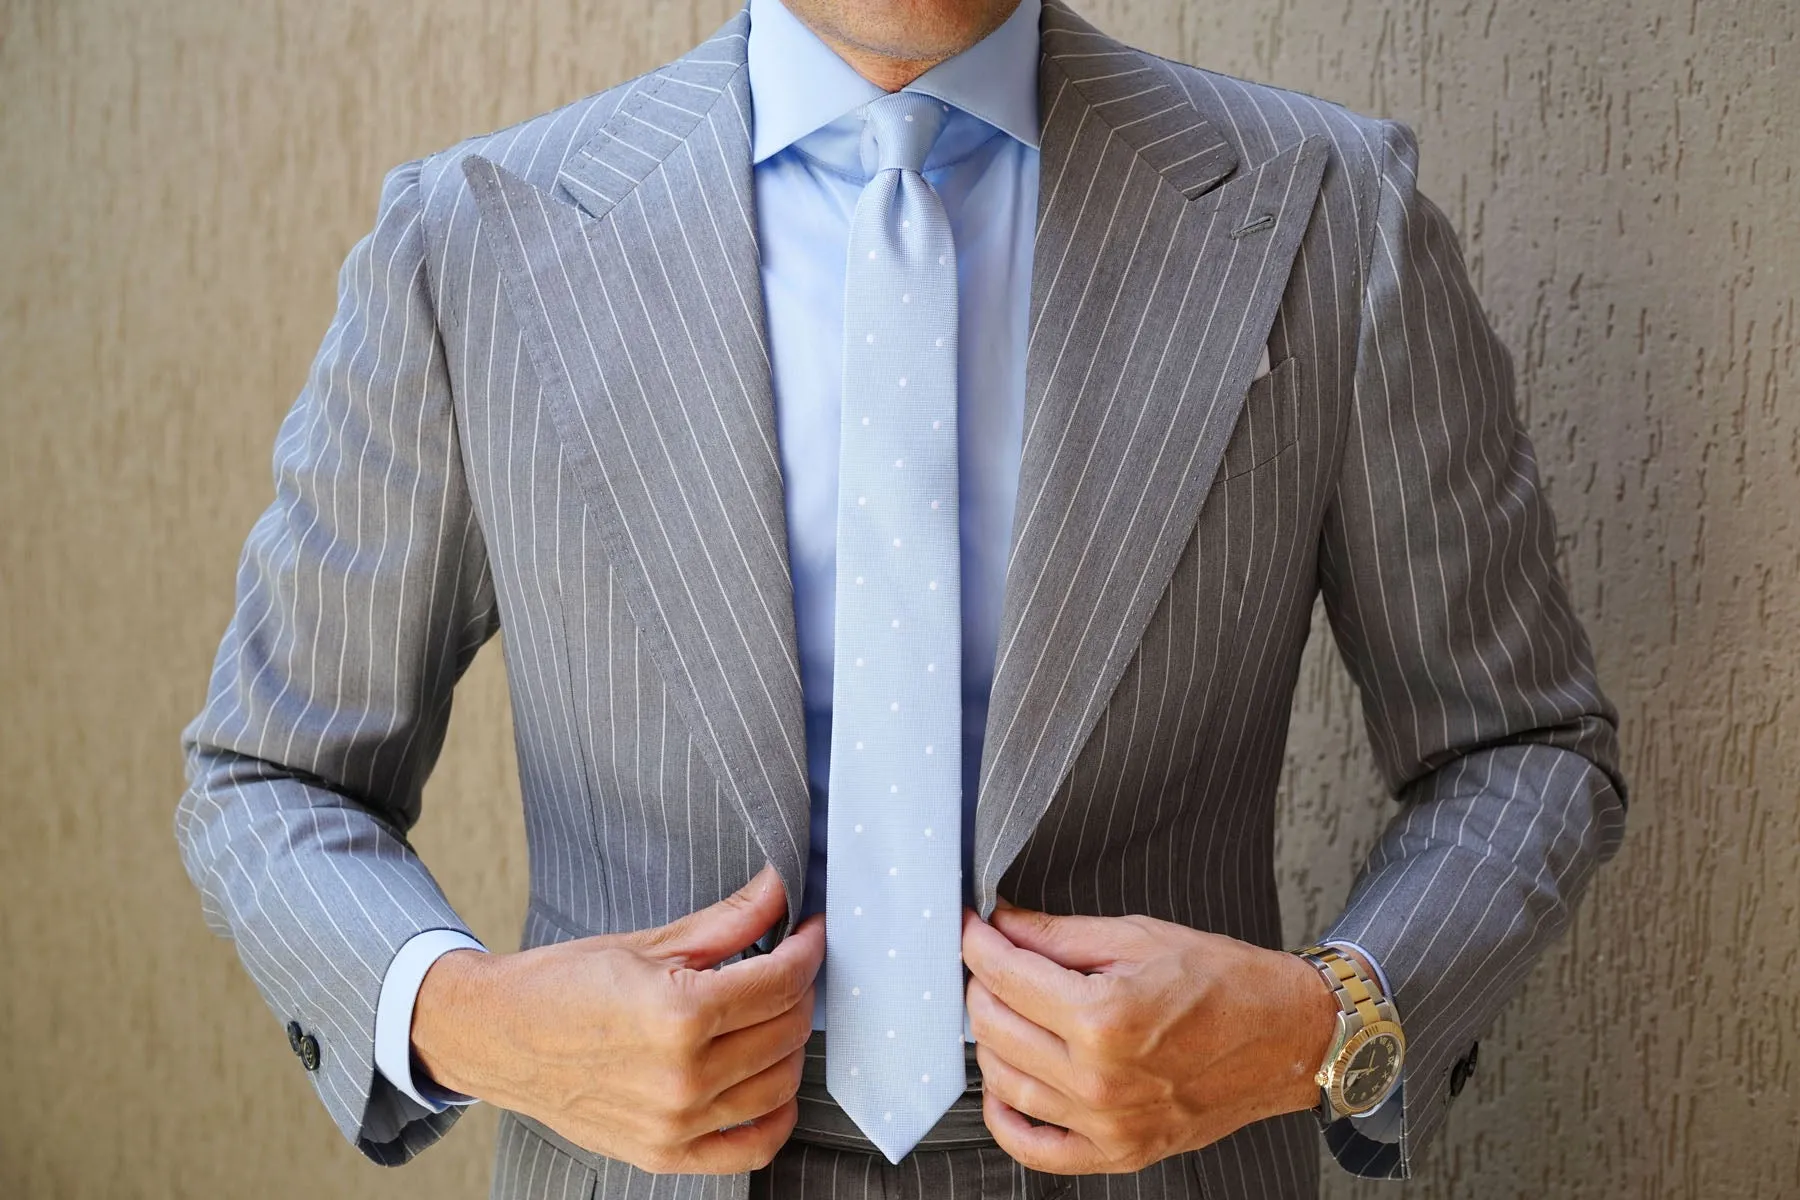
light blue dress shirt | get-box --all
[372,0,1400,1143]
[749,0,1040,935]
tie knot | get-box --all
[859,90,951,177]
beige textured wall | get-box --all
[2,0,1795,1195]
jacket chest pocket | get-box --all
[1215,355,1299,482]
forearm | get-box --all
[176,745,478,1156]
[376,932,490,1109]
[1317,739,1625,1175]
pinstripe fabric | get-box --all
[174,0,1627,1194]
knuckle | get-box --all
[1074,1067,1114,1108]
[637,1139,682,1175]
[1067,1009,1109,1054]
[748,1101,797,1169]
[672,1065,711,1113]
[1080,1072,1123,1108]
[1092,1110,1132,1146]
[658,992,710,1045]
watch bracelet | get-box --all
[1292,943,1403,1118]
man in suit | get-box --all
[175,0,1628,1195]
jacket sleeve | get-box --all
[1311,118,1629,1179]
[173,156,502,1165]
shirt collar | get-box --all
[746,0,1041,166]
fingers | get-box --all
[961,906,1089,1035]
[647,1093,800,1175]
[980,1085,1104,1175]
[703,1038,809,1132]
[987,904,1139,972]
[973,1041,1082,1131]
[694,911,824,1036]
[639,862,788,970]
[964,973,1071,1088]
[701,980,815,1097]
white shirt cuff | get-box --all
[374,929,489,1111]
[1320,938,1403,1141]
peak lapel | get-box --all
[461,9,816,934]
[972,0,1330,915]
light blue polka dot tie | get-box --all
[823,89,966,1164]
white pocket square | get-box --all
[1253,344,1272,380]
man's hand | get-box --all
[960,898,1339,1175]
[412,862,822,1175]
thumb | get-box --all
[634,861,787,969]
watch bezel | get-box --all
[1321,1017,1406,1116]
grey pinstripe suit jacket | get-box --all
[175,1,1628,1195]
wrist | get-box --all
[1275,947,1341,1114]
[411,947,505,1101]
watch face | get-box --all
[1339,1031,1402,1111]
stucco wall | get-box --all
[1,0,1794,1195]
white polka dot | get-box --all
[858,495,867,506]
[901,218,910,228]
[862,415,871,426]
[852,986,861,995]
[869,249,877,259]
[888,948,898,957]
[856,575,865,585]
[938,254,947,265]
[855,740,864,750]
[887,1028,897,1037]
[885,1111,893,1121]
[923,827,933,837]
[866,332,875,343]
[850,1064,860,1074]
[922,990,932,1000]
[922,908,931,918]
[901,292,911,304]
[921,1072,931,1082]
[932,419,941,429]
[893,537,903,547]
[891,618,901,629]
[854,904,863,913]
[889,866,898,875]
[924,745,933,755]
[904,113,915,122]
[854,824,863,834]
[890,701,900,711]
[897,376,907,387]
[928,580,938,590]
[935,337,945,348]
[855,657,864,667]
[890,783,899,793]
[895,458,904,468]
[926,662,936,672]
[930,499,939,510]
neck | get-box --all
[781,0,1023,92]
[809,36,942,91]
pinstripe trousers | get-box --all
[489,1113,1317,1200]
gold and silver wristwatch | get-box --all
[1293,944,1405,1118]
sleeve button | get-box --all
[286,1020,304,1057]
[299,1033,322,1072]
[1449,1057,1469,1098]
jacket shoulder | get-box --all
[1141,52,1397,187]
[407,70,656,227]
